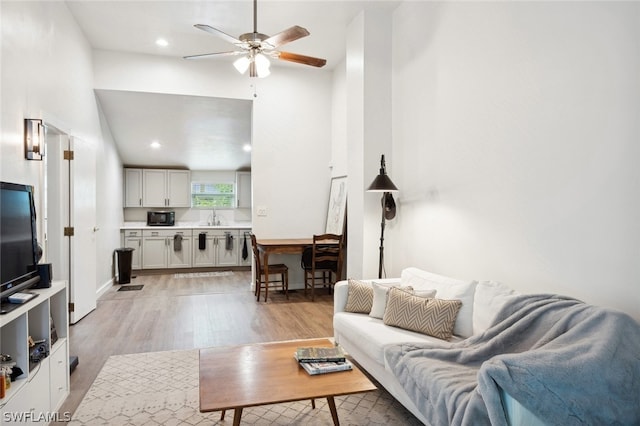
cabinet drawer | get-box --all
[142,229,192,238]
[49,343,69,410]
[124,229,141,237]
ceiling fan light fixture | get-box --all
[254,53,270,78]
[185,0,326,77]
[233,56,251,74]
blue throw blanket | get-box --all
[384,294,640,425]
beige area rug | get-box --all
[70,349,423,425]
[174,271,234,279]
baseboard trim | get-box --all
[97,277,114,299]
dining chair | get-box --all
[250,233,289,302]
[302,233,344,301]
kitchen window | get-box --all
[192,182,235,208]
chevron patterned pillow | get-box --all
[344,279,374,313]
[383,287,462,340]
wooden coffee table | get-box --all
[199,338,377,426]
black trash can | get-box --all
[115,247,134,284]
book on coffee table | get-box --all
[299,359,353,375]
[295,346,346,363]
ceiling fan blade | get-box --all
[194,24,243,46]
[277,51,327,68]
[183,51,244,60]
[263,26,310,49]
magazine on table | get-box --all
[298,359,353,375]
[295,346,346,363]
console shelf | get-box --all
[0,281,69,420]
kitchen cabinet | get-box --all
[124,168,143,207]
[142,169,167,207]
[132,169,190,208]
[0,282,69,418]
[193,230,239,267]
[123,229,142,270]
[236,172,251,209]
[142,229,192,269]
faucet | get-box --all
[207,209,216,226]
[208,208,218,226]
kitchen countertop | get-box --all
[121,222,252,230]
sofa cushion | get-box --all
[334,312,458,366]
[383,287,462,341]
[472,280,518,335]
[401,268,477,338]
[344,279,373,313]
[369,283,437,319]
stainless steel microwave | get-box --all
[147,211,175,226]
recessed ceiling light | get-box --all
[243,144,252,152]
[155,38,169,47]
[150,141,161,149]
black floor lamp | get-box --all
[367,154,399,279]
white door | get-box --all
[45,129,70,285]
[69,136,97,323]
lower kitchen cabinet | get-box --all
[193,230,239,267]
[142,229,192,269]
[122,227,251,270]
[123,229,142,270]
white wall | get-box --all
[1,2,123,294]
[341,10,395,279]
[389,1,640,320]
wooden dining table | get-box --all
[255,239,314,289]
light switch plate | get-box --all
[257,206,268,217]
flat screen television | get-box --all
[1,181,41,303]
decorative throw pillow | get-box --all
[400,268,477,338]
[369,282,394,319]
[383,287,462,340]
[369,283,436,319]
[344,279,373,313]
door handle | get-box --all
[93,226,100,232]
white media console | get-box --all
[0,281,69,424]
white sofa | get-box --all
[333,267,544,425]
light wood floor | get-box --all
[58,271,335,417]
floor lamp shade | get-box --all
[366,155,398,192]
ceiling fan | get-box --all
[183,0,327,78]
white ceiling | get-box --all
[95,90,253,170]
[68,1,399,170]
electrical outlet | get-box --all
[257,206,268,217]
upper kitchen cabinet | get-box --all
[124,168,191,208]
[236,172,251,209]
[166,171,192,207]
[143,169,191,208]
[124,168,143,207]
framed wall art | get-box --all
[325,176,347,235]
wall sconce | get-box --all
[24,118,45,160]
